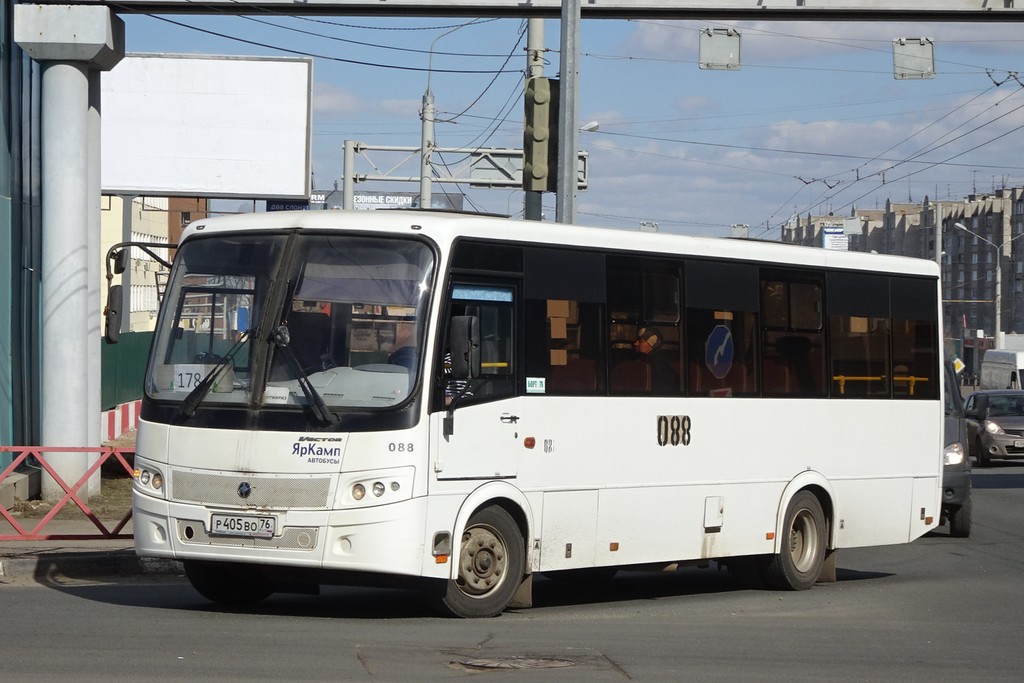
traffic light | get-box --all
[523,77,559,193]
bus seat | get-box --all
[611,359,651,394]
[550,358,598,394]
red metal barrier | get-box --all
[0,446,134,541]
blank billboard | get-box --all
[101,54,311,198]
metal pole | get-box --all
[556,0,580,224]
[996,245,1003,347]
[420,91,434,208]
[524,18,544,221]
[343,140,355,210]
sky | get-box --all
[118,11,1024,239]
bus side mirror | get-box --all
[112,248,128,275]
[104,284,123,344]
[449,315,480,379]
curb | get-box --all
[0,550,183,581]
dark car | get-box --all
[942,360,972,537]
[964,388,1024,467]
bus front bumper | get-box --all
[132,491,449,580]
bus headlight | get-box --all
[133,461,166,497]
[337,467,415,507]
[943,442,965,466]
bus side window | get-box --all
[890,277,939,400]
[760,275,826,397]
[528,299,603,395]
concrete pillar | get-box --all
[87,72,102,497]
[15,5,124,500]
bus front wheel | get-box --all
[184,560,275,606]
[759,491,827,591]
[439,506,525,618]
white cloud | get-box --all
[312,82,361,116]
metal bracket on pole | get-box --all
[342,142,588,191]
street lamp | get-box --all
[954,221,1024,347]
[421,21,482,208]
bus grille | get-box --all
[170,470,332,509]
[175,520,319,551]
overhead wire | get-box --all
[120,11,520,74]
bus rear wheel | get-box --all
[759,491,826,591]
[439,506,525,618]
[183,560,275,606]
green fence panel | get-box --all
[101,332,153,410]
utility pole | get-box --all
[343,140,355,210]
[420,90,435,208]
[524,18,544,221]
[556,0,580,224]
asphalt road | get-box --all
[2,465,1023,682]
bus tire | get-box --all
[183,560,275,606]
[759,491,826,591]
[440,506,525,618]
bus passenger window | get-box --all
[760,276,825,397]
[606,262,682,396]
[529,299,603,395]
[829,315,889,398]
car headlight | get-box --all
[944,442,966,466]
[985,420,1005,435]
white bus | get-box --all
[124,209,943,617]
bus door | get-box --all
[432,282,522,480]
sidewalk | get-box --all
[0,519,182,582]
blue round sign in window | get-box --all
[705,325,734,379]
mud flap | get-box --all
[507,572,533,609]
[817,548,837,583]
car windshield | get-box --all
[987,395,1024,417]
[146,233,434,411]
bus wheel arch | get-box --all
[438,499,530,618]
[761,482,833,591]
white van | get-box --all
[979,349,1024,390]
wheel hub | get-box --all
[459,525,507,595]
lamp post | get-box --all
[421,21,480,208]
[954,221,1024,347]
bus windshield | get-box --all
[146,233,434,412]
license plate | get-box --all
[209,513,275,539]
[1014,440,1024,448]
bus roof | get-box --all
[182,209,939,278]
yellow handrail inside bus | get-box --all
[832,375,929,396]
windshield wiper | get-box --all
[178,330,251,418]
[271,325,338,427]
